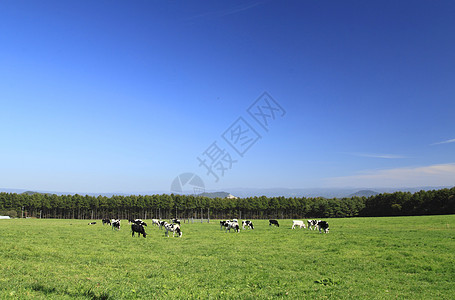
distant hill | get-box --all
[348,190,379,197]
[22,191,53,196]
[198,191,237,199]
[22,191,41,195]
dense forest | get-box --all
[0,187,454,220]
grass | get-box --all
[1,215,454,299]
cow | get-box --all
[88,222,96,225]
[171,218,181,225]
[131,224,147,238]
[133,219,147,226]
[159,220,167,230]
[111,219,120,230]
[226,221,240,233]
[269,219,280,227]
[220,220,230,230]
[165,223,182,237]
[242,220,254,230]
[307,220,320,230]
[151,219,160,226]
[102,218,111,226]
[291,220,305,229]
[318,221,329,233]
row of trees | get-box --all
[0,187,454,220]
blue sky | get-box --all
[1,0,454,194]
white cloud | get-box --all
[325,163,455,188]
[347,152,407,159]
[431,138,455,145]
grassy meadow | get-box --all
[1,215,454,299]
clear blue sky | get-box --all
[1,0,454,194]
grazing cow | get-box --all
[269,219,280,227]
[317,221,329,233]
[165,223,182,237]
[131,224,147,238]
[171,218,181,225]
[226,221,240,233]
[102,218,111,225]
[133,219,147,226]
[220,220,230,230]
[159,221,167,230]
[151,219,160,226]
[111,219,121,230]
[307,220,320,230]
[88,222,96,225]
[242,220,254,230]
[291,220,305,229]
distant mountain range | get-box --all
[198,191,230,198]
[348,190,380,197]
[0,186,452,199]
[197,191,238,199]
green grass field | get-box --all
[1,215,454,299]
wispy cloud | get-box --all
[325,163,455,188]
[347,152,407,159]
[431,138,455,145]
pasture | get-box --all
[1,215,454,299]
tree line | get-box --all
[0,187,454,220]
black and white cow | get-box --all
[102,218,111,226]
[159,220,167,230]
[131,224,147,238]
[220,220,231,230]
[317,221,329,233]
[307,220,320,230]
[242,220,254,230]
[171,218,181,225]
[269,219,280,227]
[111,219,121,230]
[291,220,305,229]
[88,222,96,225]
[151,219,160,226]
[165,223,182,237]
[226,221,240,233]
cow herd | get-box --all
[290,219,330,233]
[99,218,182,238]
[220,219,329,233]
[96,218,329,238]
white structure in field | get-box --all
[0,216,11,219]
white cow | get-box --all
[151,219,160,226]
[291,220,305,229]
